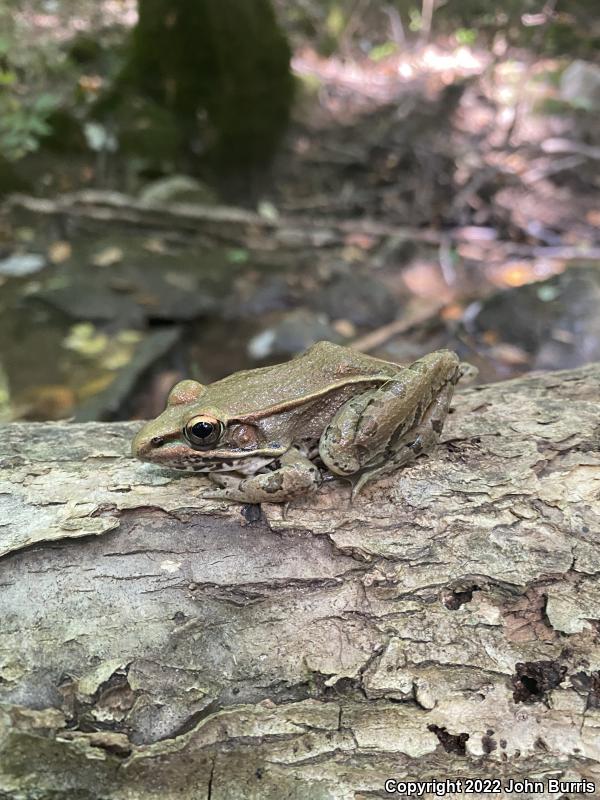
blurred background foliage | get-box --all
[1,0,598,183]
[0,0,598,422]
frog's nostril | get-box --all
[151,436,166,447]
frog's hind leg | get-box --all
[350,380,456,498]
[319,350,461,498]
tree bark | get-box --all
[1,364,599,799]
[105,0,293,198]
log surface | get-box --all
[1,364,600,799]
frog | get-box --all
[132,341,464,504]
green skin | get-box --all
[132,341,463,504]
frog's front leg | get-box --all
[203,448,322,503]
[320,350,461,493]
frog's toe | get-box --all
[350,472,375,501]
[203,487,248,502]
[204,473,252,501]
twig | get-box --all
[350,301,445,353]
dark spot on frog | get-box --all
[256,768,263,780]
[151,436,166,447]
[265,473,284,492]
[482,733,497,753]
[173,611,186,625]
[241,504,262,524]
[431,418,443,433]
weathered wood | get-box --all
[1,364,599,799]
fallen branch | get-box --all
[1,364,600,797]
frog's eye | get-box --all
[184,415,223,448]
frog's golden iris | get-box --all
[184,415,223,448]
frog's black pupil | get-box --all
[191,421,214,439]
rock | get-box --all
[465,265,600,371]
[0,253,46,277]
[36,266,215,326]
[36,284,145,326]
[311,272,398,328]
[560,60,600,110]
[223,275,293,319]
[139,175,218,205]
[247,310,341,360]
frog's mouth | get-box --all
[134,437,286,475]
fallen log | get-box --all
[1,363,599,798]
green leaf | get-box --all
[369,41,398,62]
[27,116,52,136]
[0,69,16,86]
[226,248,249,264]
[326,5,345,38]
[32,93,60,113]
[408,8,422,32]
[455,28,477,45]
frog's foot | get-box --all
[459,361,479,383]
[349,380,457,499]
[203,449,322,504]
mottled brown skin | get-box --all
[132,341,463,503]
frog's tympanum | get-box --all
[132,341,463,504]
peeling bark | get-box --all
[1,364,600,799]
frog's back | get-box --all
[199,341,396,416]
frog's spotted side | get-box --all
[132,341,463,503]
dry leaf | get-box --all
[488,343,529,365]
[21,385,76,420]
[344,232,377,250]
[482,330,499,346]
[332,319,356,338]
[441,303,464,321]
[491,261,537,288]
[92,246,123,268]
[143,238,167,254]
[585,210,600,227]
[48,241,72,264]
